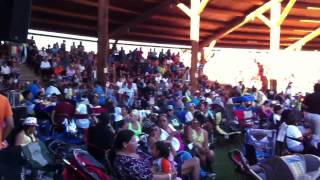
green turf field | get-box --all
[213,137,243,180]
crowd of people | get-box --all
[0,38,319,180]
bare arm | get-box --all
[203,129,209,150]
[3,97,14,140]
[185,125,192,143]
[14,131,23,146]
[153,173,176,180]
[3,116,14,140]
[51,110,55,124]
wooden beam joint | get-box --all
[277,0,297,26]
[200,0,285,48]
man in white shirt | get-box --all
[185,103,195,123]
[40,58,52,79]
[1,63,11,76]
[124,83,135,107]
[39,47,48,57]
[40,59,51,69]
[75,98,90,129]
[285,111,304,152]
[286,125,304,152]
[45,82,61,98]
[155,73,162,84]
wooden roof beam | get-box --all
[110,0,178,38]
[218,39,292,46]
[240,24,316,32]
[203,6,245,16]
[32,5,96,21]
[64,0,96,7]
[286,27,320,51]
[63,0,140,14]
[198,0,210,14]
[228,0,265,5]
[199,0,284,48]
[277,0,296,26]
[128,32,188,41]
[109,6,140,15]
[224,34,302,41]
[292,1,320,10]
[151,14,225,26]
[31,17,95,31]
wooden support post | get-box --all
[190,0,201,91]
[191,41,199,89]
[97,0,109,85]
[270,0,281,51]
[177,0,209,91]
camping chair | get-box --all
[244,129,277,165]
[214,112,241,143]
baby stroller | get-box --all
[47,140,111,180]
[229,149,320,180]
[244,129,276,165]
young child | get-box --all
[152,141,180,180]
[152,141,172,174]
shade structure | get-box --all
[30,0,320,50]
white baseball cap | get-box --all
[23,117,38,126]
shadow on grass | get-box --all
[213,136,244,180]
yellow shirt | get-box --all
[15,130,36,147]
[191,129,205,146]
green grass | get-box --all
[213,137,243,180]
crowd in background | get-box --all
[0,38,319,180]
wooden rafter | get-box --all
[32,17,309,40]
[32,5,96,21]
[110,0,178,38]
[31,3,318,35]
[128,32,188,41]
[198,0,299,49]
[199,0,280,48]
[63,0,140,14]
[286,27,320,50]
[31,17,95,31]
[277,0,297,26]
[198,0,210,14]
[29,0,320,50]
[257,14,271,28]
